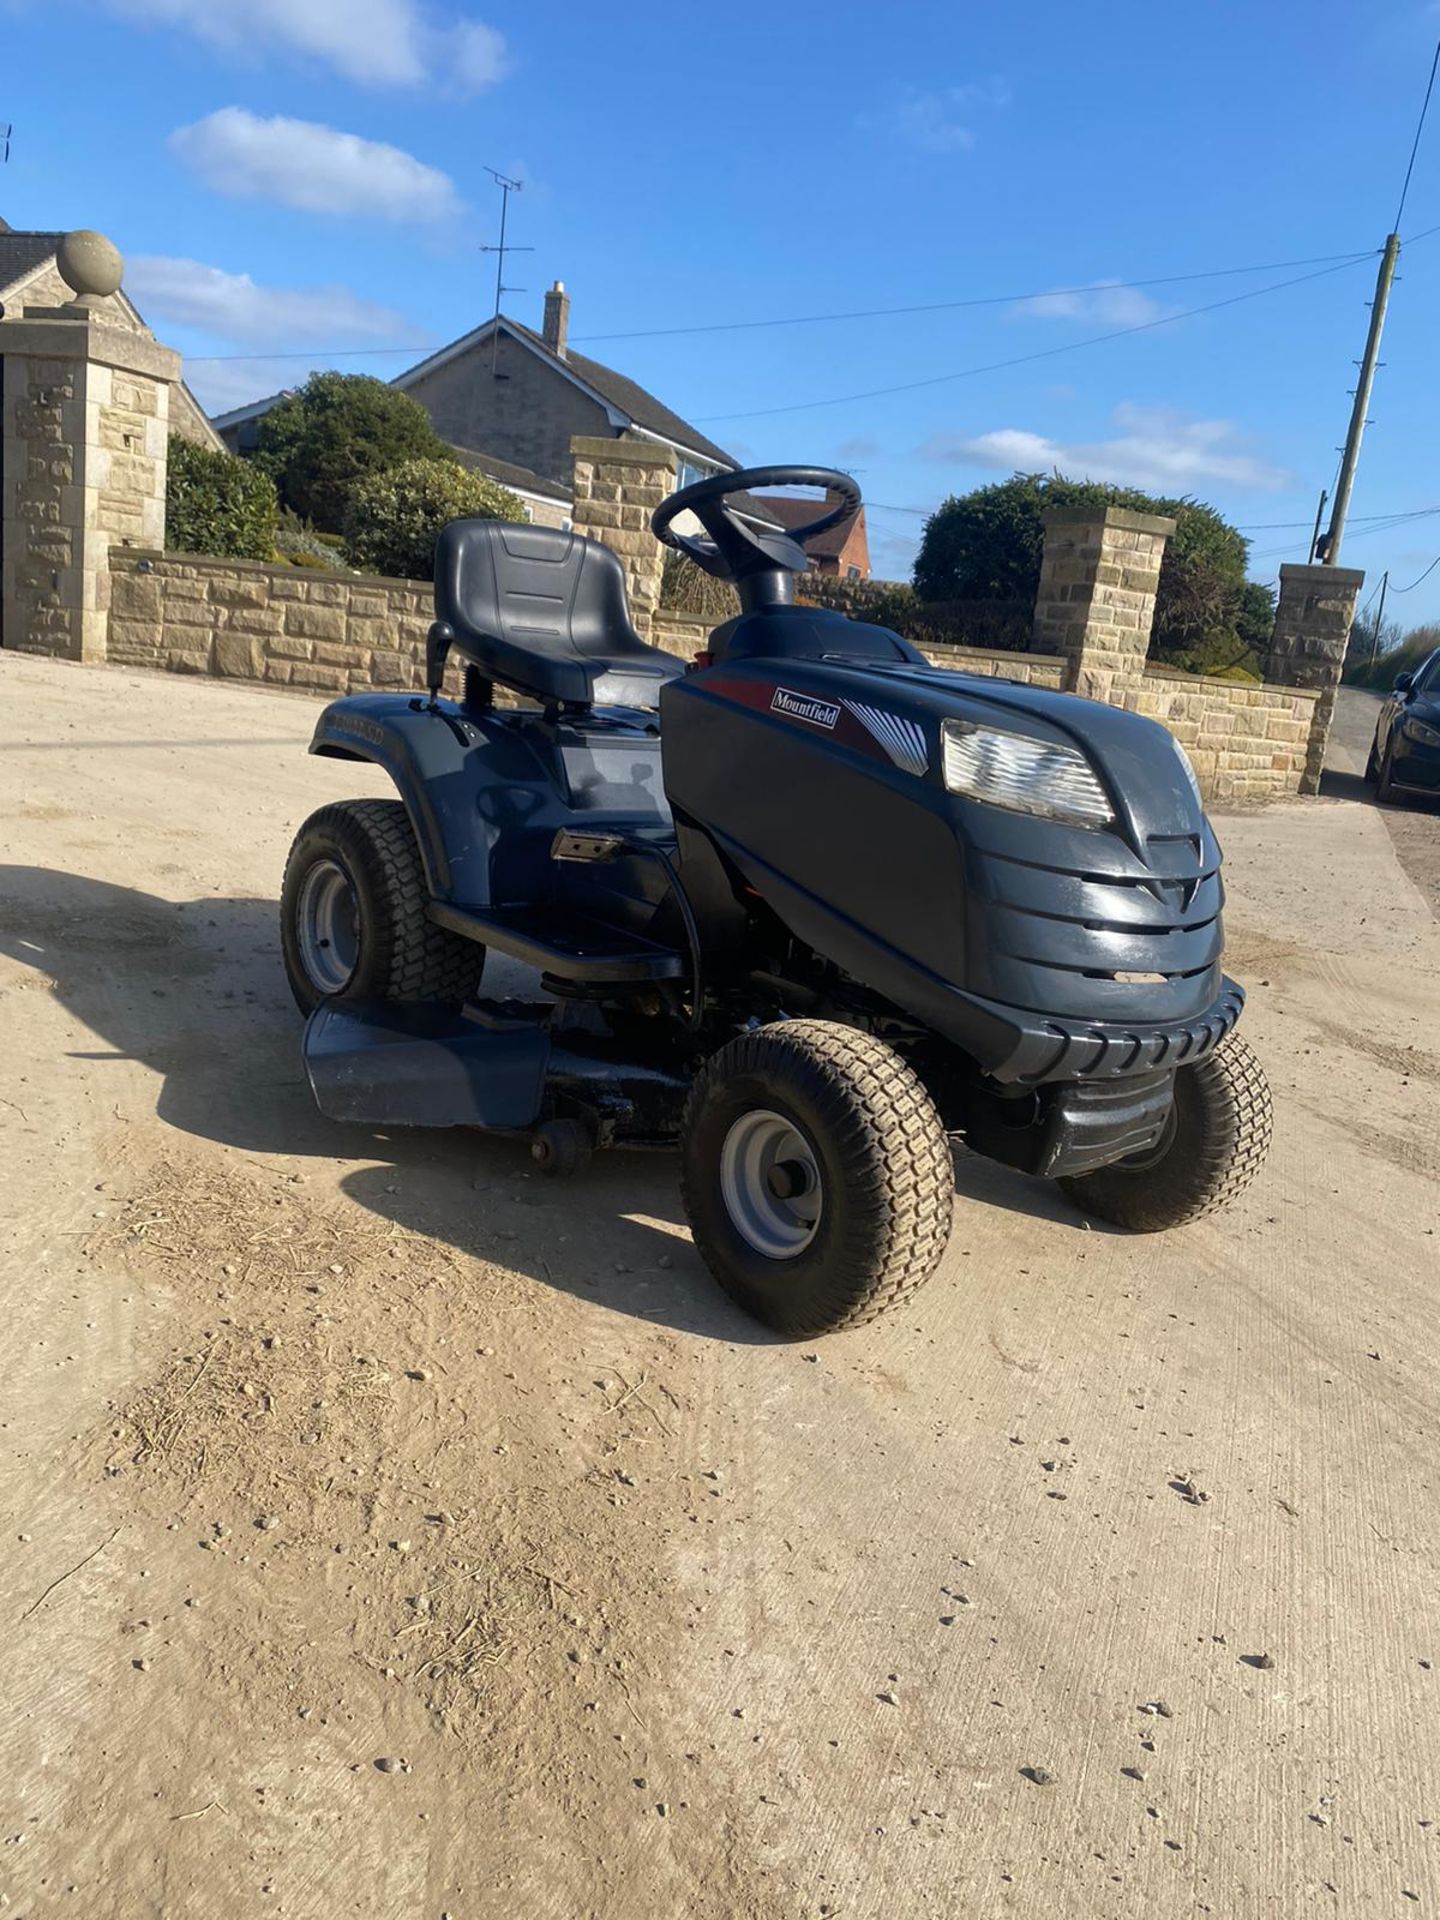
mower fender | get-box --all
[309,693,510,906]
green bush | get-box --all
[255,372,450,534]
[344,459,525,580]
[913,472,1259,670]
[274,508,352,572]
[165,434,278,561]
[794,572,1032,652]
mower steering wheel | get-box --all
[651,464,862,587]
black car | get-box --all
[1368,647,1440,803]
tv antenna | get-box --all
[480,166,533,375]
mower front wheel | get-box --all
[1059,1032,1272,1232]
[281,799,485,1015]
[680,1021,955,1337]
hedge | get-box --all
[344,459,525,581]
[165,435,278,562]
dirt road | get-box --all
[1329,686,1440,918]
[2,653,1437,1919]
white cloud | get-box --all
[1012,281,1170,327]
[170,109,463,222]
[105,0,508,91]
[921,404,1291,494]
[181,358,319,418]
[128,256,414,350]
[860,78,1011,154]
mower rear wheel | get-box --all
[680,1020,954,1337]
[1059,1032,1272,1232]
[281,799,485,1015]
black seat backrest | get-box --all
[433,519,680,708]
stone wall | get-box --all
[1265,562,1365,794]
[1130,668,1318,803]
[110,551,433,695]
[1,314,176,661]
[1027,503,1347,803]
[570,434,675,640]
[921,642,1067,688]
[1032,506,1175,704]
[652,611,710,662]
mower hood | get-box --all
[662,642,1230,1056]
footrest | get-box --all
[429,901,685,983]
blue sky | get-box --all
[4,0,1439,622]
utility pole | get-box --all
[1369,570,1390,667]
[479,168,533,377]
[1323,233,1400,565]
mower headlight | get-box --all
[1173,740,1204,806]
[941,720,1115,827]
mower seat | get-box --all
[432,519,684,709]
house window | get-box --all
[675,458,712,493]
[846,564,861,581]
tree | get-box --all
[1343,607,1403,682]
[344,458,525,580]
[255,373,449,533]
[165,434,278,561]
[912,472,1258,668]
[1345,620,1439,689]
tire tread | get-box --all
[281,798,483,1010]
[681,1020,954,1335]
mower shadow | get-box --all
[0,864,1112,1341]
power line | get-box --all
[564,250,1378,345]
[1395,39,1440,229]
[1236,506,1440,529]
[691,256,1375,424]
[180,246,1378,366]
[1390,553,1440,593]
[864,501,1440,528]
[1249,508,1440,562]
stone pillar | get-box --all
[1,235,178,662]
[1265,562,1365,794]
[569,434,676,640]
[1031,505,1176,703]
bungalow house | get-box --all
[212,281,785,534]
[0,219,222,449]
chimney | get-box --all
[543,279,570,358]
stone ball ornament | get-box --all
[57,230,124,300]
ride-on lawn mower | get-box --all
[281,466,1272,1337]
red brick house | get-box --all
[762,489,871,579]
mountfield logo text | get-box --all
[771,687,841,729]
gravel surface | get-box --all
[2,654,1437,1919]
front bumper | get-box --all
[1393,729,1440,793]
[953,976,1246,1085]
